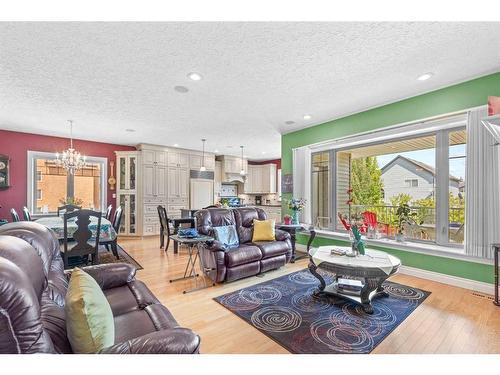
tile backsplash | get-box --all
[239,193,281,206]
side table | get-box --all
[169,235,215,294]
[494,244,500,306]
[275,223,316,263]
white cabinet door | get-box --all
[168,152,178,167]
[142,150,155,165]
[168,166,179,198]
[190,154,202,170]
[156,151,167,166]
[269,164,277,193]
[178,153,189,168]
[143,164,155,198]
[156,165,167,199]
[245,165,254,193]
[179,168,189,199]
[204,155,215,170]
[254,166,263,193]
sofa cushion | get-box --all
[252,241,289,259]
[104,280,160,316]
[65,268,115,353]
[225,245,262,267]
[113,304,179,343]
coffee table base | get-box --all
[309,261,393,314]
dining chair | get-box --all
[62,209,101,269]
[22,206,32,221]
[157,205,195,252]
[57,204,81,216]
[100,205,123,260]
[105,204,113,220]
[10,208,20,222]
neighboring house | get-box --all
[380,155,461,202]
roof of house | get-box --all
[380,155,462,182]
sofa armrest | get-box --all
[206,239,227,252]
[81,263,136,290]
[99,328,201,354]
[275,229,291,241]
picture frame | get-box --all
[0,154,10,189]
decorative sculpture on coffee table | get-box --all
[351,224,365,256]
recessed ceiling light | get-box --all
[174,85,189,93]
[214,149,219,153]
[125,128,135,132]
[417,72,434,81]
[285,120,295,125]
[303,114,312,120]
[187,72,202,81]
[173,144,179,147]
[262,151,267,154]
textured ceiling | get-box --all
[0,22,499,160]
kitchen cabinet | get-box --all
[261,206,282,223]
[115,151,138,236]
[142,149,167,166]
[168,151,189,168]
[244,164,277,194]
[222,155,248,175]
[190,154,215,171]
[214,161,222,199]
[168,166,189,200]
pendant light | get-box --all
[200,139,207,172]
[240,145,246,176]
[55,120,86,175]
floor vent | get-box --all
[471,292,495,301]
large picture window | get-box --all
[311,124,466,248]
[27,151,107,214]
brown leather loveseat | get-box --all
[0,221,200,354]
[195,207,292,283]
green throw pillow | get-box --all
[65,268,115,353]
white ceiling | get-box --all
[0,22,499,160]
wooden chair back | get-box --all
[63,209,101,268]
[111,205,123,233]
[157,205,171,236]
[105,204,113,220]
[10,208,20,222]
[22,206,32,221]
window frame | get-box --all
[310,123,466,249]
[27,151,108,215]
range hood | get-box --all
[224,172,246,183]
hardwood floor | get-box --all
[118,236,500,354]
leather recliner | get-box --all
[195,207,292,283]
[0,221,200,354]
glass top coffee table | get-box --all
[308,246,401,314]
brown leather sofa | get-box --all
[0,221,200,354]
[196,207,292,283]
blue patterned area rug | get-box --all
[214,269,430,354]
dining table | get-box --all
[35,216,117,241]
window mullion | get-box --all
[330,150,336,231]
[436,130,449,245]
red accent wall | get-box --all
[248,159,281,169]
[0,129,135,219]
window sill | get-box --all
[301,229,490,265]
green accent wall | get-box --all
[282,72,500,284]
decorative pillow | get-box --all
[213,225,239,249]
[252,219,276,242]
[65,268,115,353]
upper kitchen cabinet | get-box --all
[244,163,277,194]
[219,155,248,182]
[142,149,167,166]
[168,151,189,168]
[190,154,215,171]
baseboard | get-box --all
[399,266,495,296]
[295,244,495,295]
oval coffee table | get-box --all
[308,246,401,314]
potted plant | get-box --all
[393,203,419,242]
[59,197,84,206]
[287,198,306,225]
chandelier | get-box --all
[56,120,86,175]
